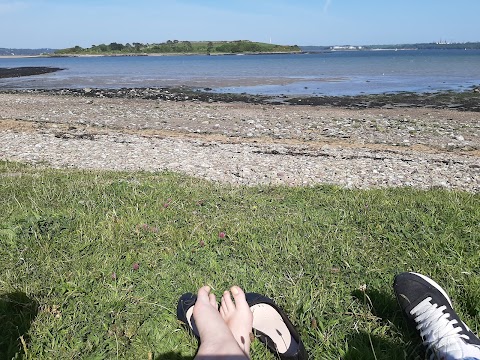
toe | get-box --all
[222,290,235,312]
[208,292,217,308]
[197,286,211,302]
[230,286,249,310]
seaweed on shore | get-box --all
[1,85,479,111]
[285,88,480,112]
[0,67,64,79]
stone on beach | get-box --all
[0,92,479,192]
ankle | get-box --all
[196,337,249,359]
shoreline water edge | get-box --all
[1,66,480,111]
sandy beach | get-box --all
[1,90,479,191]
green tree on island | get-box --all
[54,40,301,55]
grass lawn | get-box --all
[1,160,479,359]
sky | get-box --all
[1,0,480,49]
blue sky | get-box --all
[1,0,479,48]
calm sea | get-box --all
[1,50,479,96]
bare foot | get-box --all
[193,286,249,359]
[220,286,253,356]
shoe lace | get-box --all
[410,297,470,360]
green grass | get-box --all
[1,160,479,359]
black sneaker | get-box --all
[393,272,480,360]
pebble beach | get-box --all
[1,89,479,191]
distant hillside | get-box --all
[54,40,301,55]
[0,48,57,56]
[301,42,480,52]
[363,42,480,50]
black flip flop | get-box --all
[246,293,308,360]
[176,292,200,338]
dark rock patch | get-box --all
[0,67,64,79]
[1,85,479,112]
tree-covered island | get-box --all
[54,40,301,55]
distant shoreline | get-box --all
[2,41,480,57]
[0,55,46,59]
[49,51,302,57]
[3,47,480,59]
[0,51,303,59]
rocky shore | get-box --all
[3,86,480,111]
[1,89,479,191]
[0,67,64,79]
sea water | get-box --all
[1,49,479,96]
